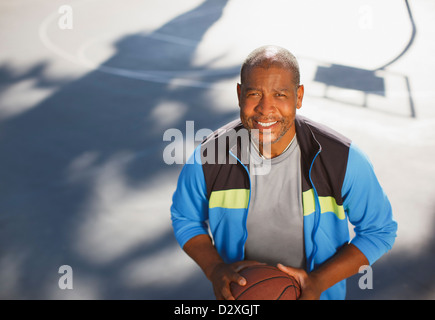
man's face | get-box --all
[237,66,304,150]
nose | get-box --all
[255,94,276,115]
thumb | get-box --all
[277,263,298,275]
[277,263,303,283]
[277,263,307,289]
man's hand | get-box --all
[277,243,370,300]
[277,263,322,300]
[209,260,266,300]
[182,235,266,300]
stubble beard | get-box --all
[241,116,291,147]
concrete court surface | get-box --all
[0,0,434,299]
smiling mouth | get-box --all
[254,120,279,129]
[257,120,277,127]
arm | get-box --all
[171,146,209,250]
[183,234,264,300]
[279,143,397,299]
[343,143,397,265]
[171,147,263,299]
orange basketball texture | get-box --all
[230,265,301,300]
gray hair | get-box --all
[240,45,300,86]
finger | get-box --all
[277,263,297,275]
[277,263,303,283]
[221,285,236,300]
[229,271,246,286]
[277,263,304,288]
[237,276,247,286]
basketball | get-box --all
[230,265,301,300]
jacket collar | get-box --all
[295,115,322,163]
[294,115,322,188]
[225,115,322,170]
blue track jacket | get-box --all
[171,115,397,300]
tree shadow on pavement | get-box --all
[1,0,427,300]
[0,0,233,299]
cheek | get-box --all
[240,104,255,119]
[239,108,252,127]
[281,103,297,117]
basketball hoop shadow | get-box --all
[312,0,416,118]
[313,63,416,118]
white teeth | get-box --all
[258,121,277,127]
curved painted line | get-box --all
[38,1,233,88]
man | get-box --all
[170,45,397,300]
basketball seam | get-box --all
[248,265,278,271]
[290,277,300,299]
[235,276,294,300]
[276,284,298,300]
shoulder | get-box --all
[295,115,351,149]
[200,119,249,165]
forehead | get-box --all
[242,66,295,88]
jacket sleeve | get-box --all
[342,143,398,265]
[171,145,209,248]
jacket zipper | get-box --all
[307,148,322,271]
[229,150,251,261]
[230,142,321,269]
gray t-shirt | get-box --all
[244,137,306,269]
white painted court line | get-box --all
[38,0,237,89]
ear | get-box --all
[296,84,304,109]
[237,83,242,108]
